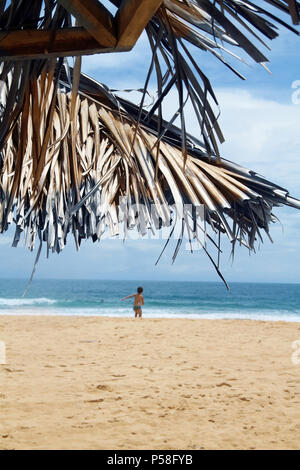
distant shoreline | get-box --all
[0,313,300,323]
[1,279,299,322]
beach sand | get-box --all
[0,315,299,450]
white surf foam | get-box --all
[0,306,299,322]
[0,297,56,306]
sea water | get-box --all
[0,279,299,322]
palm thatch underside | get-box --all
[0,1,300,286]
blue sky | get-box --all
[0,5,300,283]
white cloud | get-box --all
[155,87,300,196]
[216,89,300,194]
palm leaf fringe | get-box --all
[0,1,300,160]
[0,65,299,286]
[0,1,300,285]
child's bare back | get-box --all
[121,286,144,318]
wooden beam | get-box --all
[285,0,300,25]
[57,0,117,47]
[0,1,163,60]
[0,27,126,60]
[116,0,163,47]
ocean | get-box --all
[0,279,299,322]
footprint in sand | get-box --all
[85,398,104,403]
[97,384,110,390]
[216,382,232,388]
[88,384,111,392]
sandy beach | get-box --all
[0,315,299,450]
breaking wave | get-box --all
[0,297,56,306]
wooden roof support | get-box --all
[0,0,164,59]
[57,0,117,47]
[0,27,118,60]
[116,0,163,48]
[286,0,300,25]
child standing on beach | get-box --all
[121,286,144,318]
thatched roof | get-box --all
[0,1,300,285]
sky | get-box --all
[0,3,300,284]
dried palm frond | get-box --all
[0,64,299,287]
[125,0,300,159]
[0,1,299,159]
[0,1,299,285]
